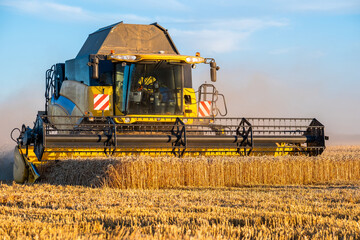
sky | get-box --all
[0,0,359,146]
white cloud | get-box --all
[296,1,360,12]
[102,14,151,24]
[136,0,188,11]
[210,18,288,31]
[268,48,293,55]
[1,0,94,21]
[96,0,188,12]
[274,0,360,12]
[171,18,289,54]
[308,50,326,59]
[44,2,83,14]
[0,0,150,23]
[171,29,250,53]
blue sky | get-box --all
[0,0,359,144]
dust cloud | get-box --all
[193,63,360,146]
[0,85,43,181]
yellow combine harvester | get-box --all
[12,22,327,183]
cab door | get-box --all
[114,63,134,116]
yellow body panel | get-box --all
[183,88,197,118]
[274,143,294,156]
[113,88,198,124]
[108,54,205,64]
[88,86,113,117]
[114,116,184,124]
[14,147,40,183]
[21,145,301,167]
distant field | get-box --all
[0,146,359,239]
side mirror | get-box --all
[92,58,99,79]
[88,57,99,79]
[210,61,220,82]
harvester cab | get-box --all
[45,22,222,125]
[12,22,328,183]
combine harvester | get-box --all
[12,22,328,183]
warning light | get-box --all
[195,52,200,57]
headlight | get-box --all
[185,57,204,63]
[110,55,137,61]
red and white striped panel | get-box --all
[198,101,212,117]
[94,94,110,111]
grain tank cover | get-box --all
[76,22,179,57]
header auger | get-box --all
[12,22,328,183]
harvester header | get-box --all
[11,22,328,183]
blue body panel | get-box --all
[122,64,135,112]
[51,95,76,115]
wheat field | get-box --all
[0,146,360,239]
[0,184,359,239]
[38,145,360,188]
